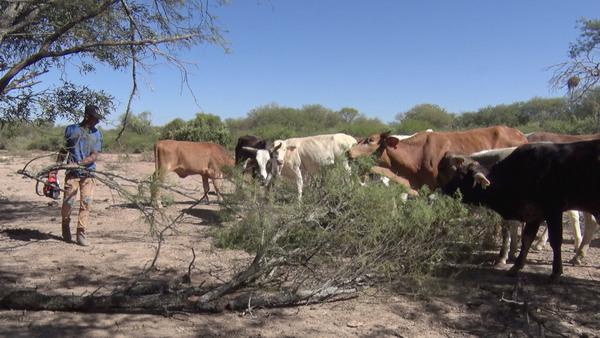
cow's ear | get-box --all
[272,142,283,153]
[474,172,491,188]
[384,137,399,148]
[451,156,465,167]
[382,131,391,138]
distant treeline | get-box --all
[2,87,599,155]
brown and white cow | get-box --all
[255,133,358,199]
[348,125,528,191]
[152,140,234,206]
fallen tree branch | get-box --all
[228,287,359,311]
[0,290,223,314]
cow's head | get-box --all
[243,142,282,186]
[437,152,490,201]
[348,131,391,159]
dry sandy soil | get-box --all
[1,151,599,337]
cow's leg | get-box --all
[497,221,510,265]
[570,213,598,265]
[509,221,521,262]
[212,176,224,201]
[293,167,303,200]
[567,210,582,251]
[497,220,520,264]
[533,211,581,252]
[370,166,418,196]
[201,175,210,204]
[151,171,165,208]
[533,221,548,251]
[507,220,542,277]
[545,213,564,279]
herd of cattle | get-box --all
[151,126,600,280]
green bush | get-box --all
[213,160,499,288]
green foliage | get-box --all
[456,103,521,129]
[160,113,231,145]
[161,118,186,137]
[1,0,228,124]
[102,111,160,153]
[519,97,567,124]
[0,123,63,152]
[548,18,600,99]
[227,103,390,141]
[393,119,434,135]
[338,116,389,138]
[569,18,600,58]
[338,107,359,123]
[119,111,155,135]
[213,161,498,287]
[102,128,158,154]
[454,96,579,132]
[26,131,64,152]
[395,104,454,131]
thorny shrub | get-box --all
[212,160,501,293]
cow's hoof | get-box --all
[506,267,519,277]
[531,245,545,252]
[569,256,583,266]
[494,259,507,266]
[549,273,562,282]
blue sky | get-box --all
[59,1,599,127]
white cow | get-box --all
[250,133,358,199]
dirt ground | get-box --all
[1,151,599,337]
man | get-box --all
[49,105,104,246]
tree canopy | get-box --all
[0,0,227,125]
[161,113,231,146]
[393,103,454,133]
[548,18,600,99]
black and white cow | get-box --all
[234,135,273,182]
[437,139,600,279]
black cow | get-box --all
[437,139,600,279]
[234,135,272,181]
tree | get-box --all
[161,113,231,145]
[0,0,227,125]
[548,18,600,100]
[118,111,154,135]
[338,107,359,123]
[394,103,454,131]
[232,103,348,139]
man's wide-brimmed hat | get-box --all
[84,105,105,120]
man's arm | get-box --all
[78,150,99,166]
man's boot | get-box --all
[76,229,89,247]
[62,222,72,242]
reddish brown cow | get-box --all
[526,131,600,143]
[348,125,528,190]
[152,140,235,206]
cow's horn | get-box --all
[473,172,491,188]
[242,146,258,154]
